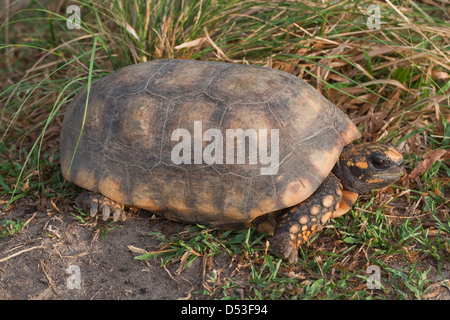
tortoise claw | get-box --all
[287,248,298,263]
[113,208,121,222]
[90,201,98,217]
[76,192,125,222]
[271,233,299,262]
[102,205,111,220]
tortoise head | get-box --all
[333,143,404,194]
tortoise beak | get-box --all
[378,159,404,182]
[386,145,404,177]
[395,158,404,168]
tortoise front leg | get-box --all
[271,173,349,263]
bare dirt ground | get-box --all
[0,197,230,300]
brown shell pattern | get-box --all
[60,59,360,226]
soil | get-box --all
[1,196,448,300]
[0,197,232,300]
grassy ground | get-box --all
[0,0,449,300]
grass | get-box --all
[0,219,26,238]
[1,0,449,300]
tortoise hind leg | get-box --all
[271,174,344,263]
[76,192,127,222]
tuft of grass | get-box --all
[0,219,26,238]
[134,225,267,269]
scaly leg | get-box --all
[271,174,347,262]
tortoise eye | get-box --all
[370,156,388,169]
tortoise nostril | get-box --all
[396,159,404,167]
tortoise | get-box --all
[60,59,404,262]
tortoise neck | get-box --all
[332,144,368,194]
[331,158,360,194]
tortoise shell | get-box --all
[60,59,360,227]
